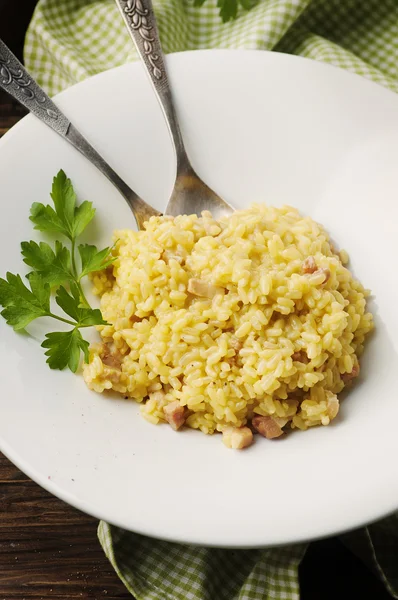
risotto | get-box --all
[83,205,373,449]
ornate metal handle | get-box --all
[115,0,191,173]
[0,38,158,228]
[0,39,70,136]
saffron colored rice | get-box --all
[83,205,373,447]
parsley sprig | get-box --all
[0,170,115,372]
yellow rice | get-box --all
[83,205,373,445]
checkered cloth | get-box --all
[25,0,398,96]
[25,1,398,598]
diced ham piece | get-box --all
[99,343,122,369]
[302,258,330,284]
[97,344,124,382]
[228,337,243,366]
[252,415,285,439]
[292,351,309,363]
[187,278,224,298]
[341,364,360,383]
[302,256,317,274]
[222,426,253,449]
[102,354,122,369]
[163,401,186,431]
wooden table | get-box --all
[0,92,394,600]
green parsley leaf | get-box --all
[54,285,83,322]
[51,170,95,238]
[0,272,50,330]
[28,272,52,310]
[21,240,73,287]
[30,202,69,238]
[30,170,95,240]
[42,328,90,372]
[50,169,76,233]
[69,280,82,305]
[1,169,112,372]
[55,286,107,327]
[78,244,115,279]
[73,201,96,238]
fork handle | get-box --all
[115,0,191,173]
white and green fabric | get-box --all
[24,1,398,598]
[25,0,398,96]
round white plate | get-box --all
[1,50,398,548]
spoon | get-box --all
[115,0,234,220]
[0,37,233,226]
[0,39,160,230]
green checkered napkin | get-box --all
[25,1,398,598]
[25,0,398,96]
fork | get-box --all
[115,0,234,220]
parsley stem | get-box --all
[71,237,77,278]
[47,313,95,329]
[70,237,91,309]
[77,282,91,309]
[48,313,78,327]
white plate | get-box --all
[1,50,398,548]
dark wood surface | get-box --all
[0,452,131,599]
[0,90,28,136]
[0,0,39,62]
[0,3,395,598]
